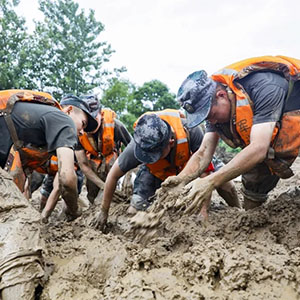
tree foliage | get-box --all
[30,0,116,99]
[101,78,179,133]
[0,0,178,131]
[0,0,35,89]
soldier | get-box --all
[92,109,240,231]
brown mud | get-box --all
[31,159,300,300]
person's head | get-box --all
[177,70,231,128]
[79,94,102,133]
[133,114,175,164]
[60,94,98,135]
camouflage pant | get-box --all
[241,161,280,202]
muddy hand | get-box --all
[182,177,214,215]
[161,175,187,190]
[65,206,82,222]
[90,208,108,232]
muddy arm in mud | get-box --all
[92,158,126,231]
[183,122,276,214]
[56,147,80,218]
[75,149,105,190]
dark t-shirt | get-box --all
[118,119,204,173]
[206,71,300,132]
[75,118,132,151]
[0,102,77,168]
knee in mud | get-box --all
[241,188,268,210]
[130,194,152,211]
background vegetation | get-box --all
[0,0,179,132]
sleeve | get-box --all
[114,119,133,147]
[205,120,216,133]
[237,72,288,124]
[42,110,78,153]
[117,140,141,173]
[187,125,204,153]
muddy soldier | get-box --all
[76,94,132,204]
[169,55,300,213]
[40,94,132,221]
[39,94,99,222]
[93,109,240,230]
[0,90,98,299]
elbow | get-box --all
[58,170,77,192]
[253,144,270,163]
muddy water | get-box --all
[36,160,300,300]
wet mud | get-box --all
[31,159,300,299]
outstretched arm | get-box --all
[183,122,276,215]
[208,122,275,188]
[75,149,105,189]
[56,147,79,217]
[179,131,219,181]
[92,158,126,231]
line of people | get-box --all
[2,54,300,299]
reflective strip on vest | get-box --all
[177,138,188,144]
[236,98,249,107]
[213,68,237,76]
[104,123,115,128]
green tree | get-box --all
[101,77,135,116]
[29,0,119,99]
[130,80,179,117]
[101,77,136,132]
[0,0,35,89]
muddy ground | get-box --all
[30,158,300,300]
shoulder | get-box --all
[236,71,288,92]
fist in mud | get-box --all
[65,206,82,222]
[178,176,214,215]
[90,208,108,232]
[161,175,187,190]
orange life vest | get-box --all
[134,109,191,181]
[211,55,300,177]
[79,108,118,171]
[0,90,61,175]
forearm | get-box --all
[57,147,78,214]
[44,187,60,212]
[101,161,125,212]
[179,132,218,182]
[101,176,118,212]
[81,164,105,190]
[59,172,78,213]
[179,147,213,181]
[210,122,276,188]
[76,150,105,189]
[209,143,267,188]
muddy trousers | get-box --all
[131,165,163,211]
[0,169,44,300]
[242,162,280,210]
[1,274,38,300]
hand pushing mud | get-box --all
[128,175,211,243]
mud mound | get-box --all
[35,178,300,300]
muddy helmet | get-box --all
[177,70,217,128]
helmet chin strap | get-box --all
[89,113,101,134]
